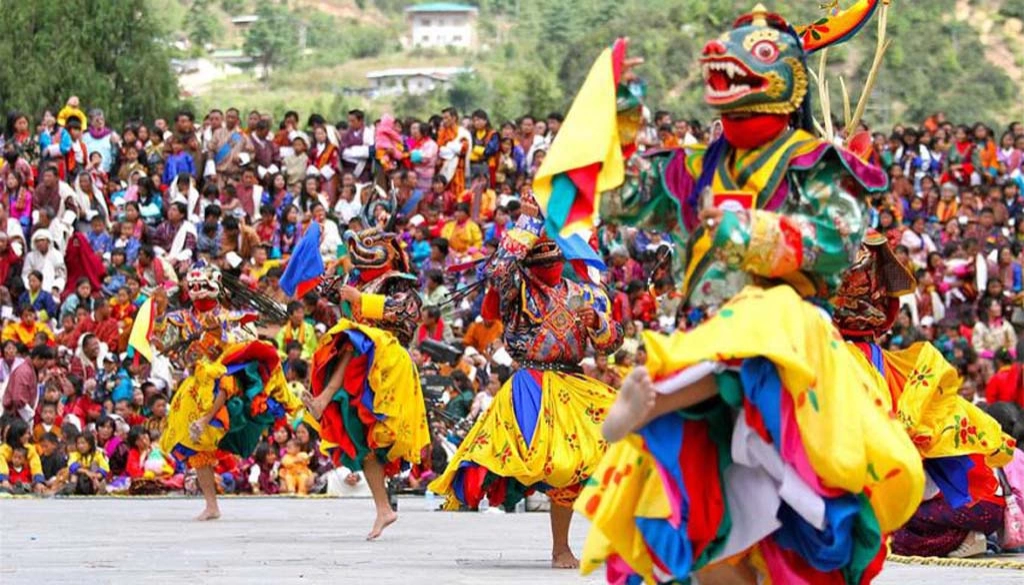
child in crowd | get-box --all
[64,432,109,495]
[270,422,292,458]
[33,402,61,443]
[279,438,313,495]
[162,136,195,187]
[7,447,33,493]
[37,432,67,489]
[247,443,279,495]
[145,394,168,436]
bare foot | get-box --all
[551,548,580,569]
[602,367,656,442]
[301,390,331,421]
[195,508,221,521]
[366,509,398,540]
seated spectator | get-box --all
[22,229,66,294]
[1,419,44,492]
[18,270,59,322]
[440,203,482,255]
[32,401,61,443]
[36,432,66,489]
[275,301,317,361]
[444,371,476,420]
[63,431,109,495]
[2,303,54,346]
[416,306,453,347]
[462,316,502,354]
[984,348,1024,406]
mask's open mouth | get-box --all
[701,57,767,105]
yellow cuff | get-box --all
[360,293,386,321]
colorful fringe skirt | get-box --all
[310,319,429,473]
[161,341,301,468]
[576,285,928,584]
[429,368,616,510]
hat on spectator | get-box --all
[920,316,935,328]
[289,130,309,146]
[31,229,53,243]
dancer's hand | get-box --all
[698,207,724,238]
[338,285,361,304]
[575,307,599,329]
[189,418,208,442]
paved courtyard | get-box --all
[1,497,1021,584]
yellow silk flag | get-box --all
[127,297,155,363]
[533,40,627,237]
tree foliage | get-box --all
[187,0,223,54]
[468,0,1019,127]
[243,3,300,82]
[0,0,178,127]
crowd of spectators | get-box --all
[1,95,1023,496]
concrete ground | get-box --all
[1,497,1021,584]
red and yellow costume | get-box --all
[429,214,623,509]
[159,263,300,469]
[311,199,429,474]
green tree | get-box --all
[0,0,177,127]
[447,72,489,115]
[187,0,223,55]
[243,4,300,83]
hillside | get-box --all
[157,0,1024,128]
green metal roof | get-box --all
[405,3,478,13]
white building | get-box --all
[405,3,478,50]
[364,67,472,98]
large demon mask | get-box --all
[343,186,412,275]
[700,1,883,117]
[185,260,222,303]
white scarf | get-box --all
[169,219,198,262]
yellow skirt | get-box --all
[311,319,430,471]
[161,341,301,468]
[429,368,616,510]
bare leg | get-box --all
[363,456,397,540]
[550,503,579,569]
[195,466,221,521]
[303,345,353,419]
[603,368,719,443]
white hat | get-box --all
[31,229,53,242]
[289,130,309,145]
[921,316,935,327]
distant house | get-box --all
[405,3,478,49]
[231,14,259,29]
[364,67,473,98]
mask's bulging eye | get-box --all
[752,40,779,63]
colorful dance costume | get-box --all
[833,233,1015,556]
[429,215,623,510]
[160,263,301,469]
[311,200,429,474]
[533,3,932,583]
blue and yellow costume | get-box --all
[311,198,429,474]
[160,263,301,469]
[429,215,623,509]
[530,2,935,583]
